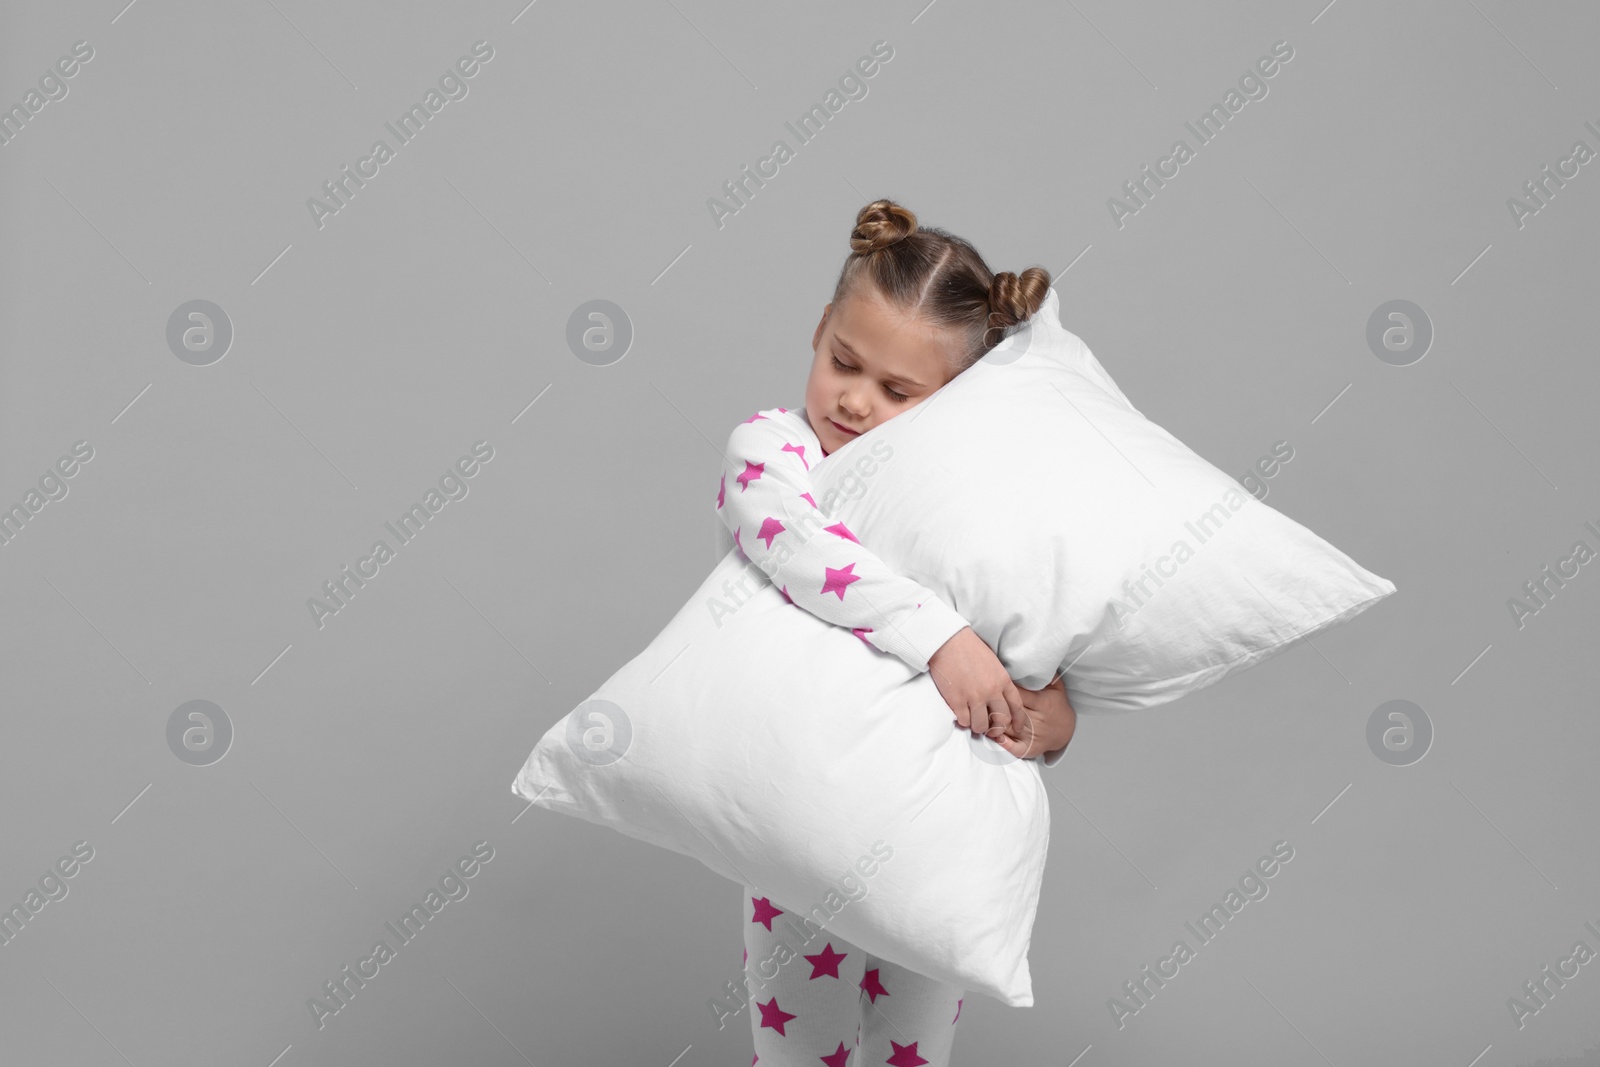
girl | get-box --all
[718,199,1077,1066]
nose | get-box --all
[838,387,870,420]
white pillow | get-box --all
[513,287,1395,1007]
[512,545,1051,1006]
[806,287,1396,713]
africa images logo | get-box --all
[306,41,495,230]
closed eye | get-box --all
[831,353,910,402]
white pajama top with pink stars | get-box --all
[716,405,972,675]
[716,405,1070,769]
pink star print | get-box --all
[860,968,889,1003]
[952,997,962,1024]
[738,460,764,491]
[734,527,745,559]
[756,997,796,1036]
[886,1040,929,1066]
[779,585,793,605]
[781,441,809,471]
[757,517,785,549]
[743,412,769,424]
[824,521,858,544]
[800,492,817,508]
[820,563,861,600]
[751,896,784,931]
[804,942,848,979]
[717,473,726,509]
[851,627,874,647]
[821,1042,851,1067]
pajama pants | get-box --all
[740,887,965,1067]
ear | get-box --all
[811,303,832,352]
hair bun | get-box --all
[985,267,1053,345]
[850,199,918,255]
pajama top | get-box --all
[717,405,1068,768]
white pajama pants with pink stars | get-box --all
[741,888,965,1067]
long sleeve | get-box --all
[716,406,971,674]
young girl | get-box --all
[718,199,1077,1066]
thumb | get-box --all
[994,733,1032,760]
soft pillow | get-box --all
[805,287,1396,713]
[513,287,1396,1008]
[512,545,1051,1006]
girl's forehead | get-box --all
[833,294,959,382]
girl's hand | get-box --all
[926,627,1026,737]
[992,674,1077,761]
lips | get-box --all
[830,419,862,436]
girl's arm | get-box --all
[717,407,970,675]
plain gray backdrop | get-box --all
[2,0,1597,1064]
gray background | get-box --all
[1,0,1596,1064]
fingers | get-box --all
[984,695,1011,735]
[969,701,990,735]
[1006,705,1036,752]
[1010,702,1033,736]
[994,733,1036,760]
[1002,678,1027,722]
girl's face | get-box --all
[805,287,966,455]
